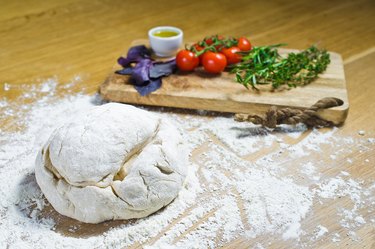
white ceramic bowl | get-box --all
[148,26,183,57]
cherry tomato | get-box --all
[221,46,242,64]
[215,44,224,51]
[205,37,214,46]
[192,44,204,52]
[201,52,227,74]
[238,37,252,51]
[205,35,224,46]
[176,50,199,72]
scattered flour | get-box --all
[301,162,320,181]
[312,225,328,240]
[0,78,374,248]
[331,232,341,243]
[198,117,278,157]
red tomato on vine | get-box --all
[221,46,242,64]
[201,52,227,73]
[176,50,199,71]
[237,37,252,51]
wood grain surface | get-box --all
[100,41,349,125]
[1,0,374,248]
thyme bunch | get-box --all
[230,44,331,90]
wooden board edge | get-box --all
[99,81,349,126]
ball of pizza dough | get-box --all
[35,103,188,223]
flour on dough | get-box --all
[35,103,188,223]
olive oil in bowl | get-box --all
[148,26,183,57]
[153,30,179,38]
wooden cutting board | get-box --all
[100,40,349,125]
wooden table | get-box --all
[1,0,374,248]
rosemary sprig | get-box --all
[230,44,331,90]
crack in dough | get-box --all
[155,163,174,175]
[35,103,188,223]
[114,120,161,182]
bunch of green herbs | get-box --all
[230,44,331,90]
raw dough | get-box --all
[35,103,188,223]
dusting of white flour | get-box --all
[0,78,374,248]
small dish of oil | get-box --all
[148,26,183,57]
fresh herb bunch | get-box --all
[230,44,331,90]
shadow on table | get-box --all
[15,173,133,238]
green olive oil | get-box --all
[153,30,179,37]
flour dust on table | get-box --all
[0,78,374,248]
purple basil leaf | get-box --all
[134,78,162,96]
[117,56,131,67]
[127,45,150,58]
[150,59,177,78]
[117,45,151,67]
[115,45,172,96]
[115,67,133,75]
[131,59,152,85]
